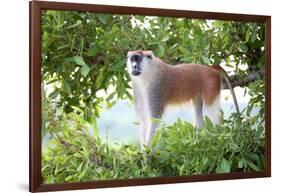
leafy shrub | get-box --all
[42,113,264,183]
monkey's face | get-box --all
[127,50,153,77]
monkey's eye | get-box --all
[146,55,152,59]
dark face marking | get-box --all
[130,54,143,63]
[130,54,143,76]
[146,55,152,59]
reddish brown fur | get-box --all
[156,61,221,106]
[128,50,152,56]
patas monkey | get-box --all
[126,50,239,147]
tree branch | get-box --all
[222,69,265,89]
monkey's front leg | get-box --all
[145,93,164,146]
[138,109,148,147]
[132,83,149,147]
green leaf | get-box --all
[216,158,230,173]
[245,160,260,171]
[92,117,99,140]
[151,130,161,148]
[240,44,248,53]
[202,56,211,64]
[65,20,82,29]
[245,28,251,42]
[48,89,59,99]
[63,81,71,95]
[71,106,84,114]
[95,68,105,88]
[77,162,83,172]
[74,56,85,66]
[238,159,244,168]
[179,46,189,54]
[251,24,258,42]
[98,15,107,24]
[65,175,74,181]
[41,124,48,138]
[157,45,165,57]
[87,46,99,57]
[161,35,169,42]
[80,64,90,77]
[204,116,213,129]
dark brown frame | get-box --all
[29,1,271,192]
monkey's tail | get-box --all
[211,65,240,113]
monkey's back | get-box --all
[163,63,221,105]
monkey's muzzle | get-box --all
[132,70,141,76]
[130,59,142,76]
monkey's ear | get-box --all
[127,51,132,57]
[145,50,154,57]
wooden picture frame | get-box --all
[30,1,271,192]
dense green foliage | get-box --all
[41,10,265,183]
[42,111,264,183]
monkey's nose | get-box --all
[131,54,143,63]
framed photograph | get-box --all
[30,1,271,192]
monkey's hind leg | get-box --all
[204,95,222,125]
[192,97,204,128]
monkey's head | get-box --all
[126,50,154,77]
